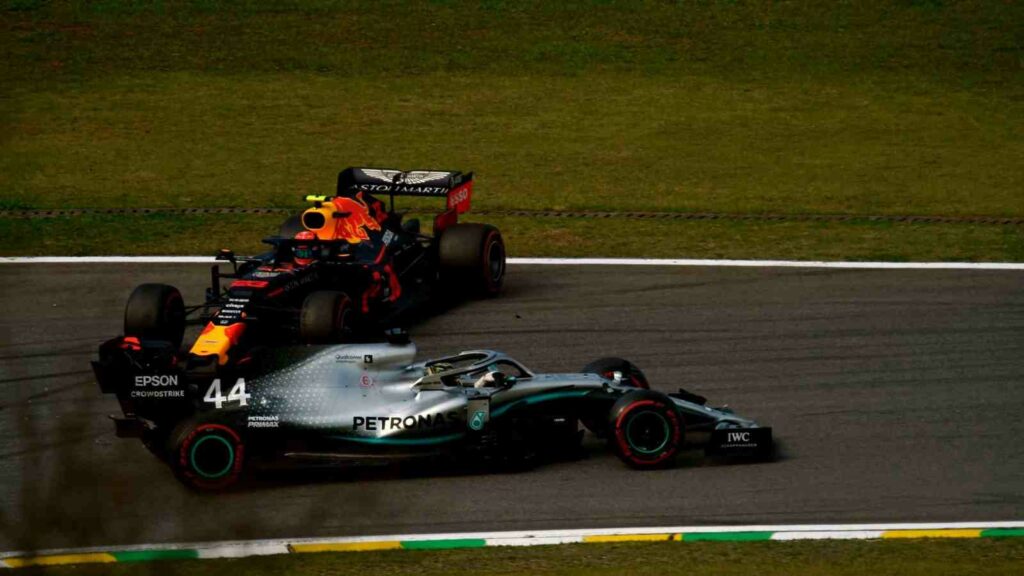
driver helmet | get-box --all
[293,230,317,265]
[473,370,505,389]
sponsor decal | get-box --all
[448,187,469,209]
[329,195,381,243]
[467,397,489,430]
[134,375,178,387]
[352,412,460,432]
[360,168,403,183]
[217,297,251,323]
[355,184,448,196]
[249,270,283,279]
[277,270,319,294]
[247,415,280,428]
[360,169,450,186]
[335,354,374,365]
[130,389,186,399]
[728,432,751,443]
[469,410,486,431]
[720,430,758,449]
[131,374,183,398]
[447,182,472,213]
[381,229,395,246]
[360,374,374,388]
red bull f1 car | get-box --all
[94,336,774,490]
[106,168,505,372]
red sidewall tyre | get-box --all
[124,283,186,347]
[609,392,682,468]
[438,223,505,297]
[173,423,245,491]
[480,228,506,295]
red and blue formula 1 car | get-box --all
[97,168,505,376]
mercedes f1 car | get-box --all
[93,335,773,490]
[118,167,505,370]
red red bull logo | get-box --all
[330,195,381,243]
[303,193,382,243]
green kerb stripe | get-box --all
[981,529,1024,538]
[112,550,200,562]
[683,532,775,542]
[401,539,487,550]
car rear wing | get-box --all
[336,167,474,215]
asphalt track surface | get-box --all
[1,263,1022,552]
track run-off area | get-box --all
[0,259,1021,556]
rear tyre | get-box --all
[168,420,245,491]
[439,223,505,297]
[608,390,683,469]
[581,357,650,389]
[124,283,185,348]
[300,291,354,344]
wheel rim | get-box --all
[625,410,671,455]
[190,434,235,479]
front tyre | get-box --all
[168,421,245,491]
[300,291,354,343]
[124,283,186,348]
[582,357,650,389]
[608,390,683,469]
[439,223,505,297]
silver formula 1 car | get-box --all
[94,334,773,490]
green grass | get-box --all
[3,213,1023,261]
[17,540,1024,576]
[3,73,1022,217]
[1,0,1022,259]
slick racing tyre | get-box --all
[300,291,354,343]
[608,390,683,469]
[439,223,505,297]
[582,357,650,389]
[169,421,245,491]
[124,283,186,348]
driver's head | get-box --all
[293,230,317,266]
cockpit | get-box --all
[419,351,532,389]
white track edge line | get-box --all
[2,256,1023,270]
[3,521,1023,559]
[771,531,886,540]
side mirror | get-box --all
[216,249,236,262]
